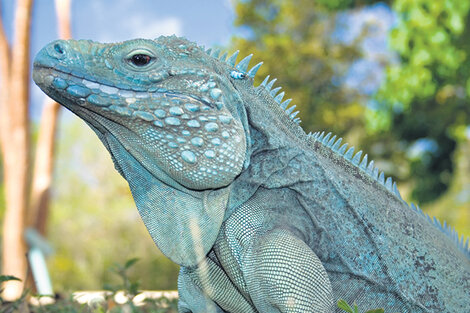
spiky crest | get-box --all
[206,47,302,124]
[310,131,470,259]
[219,51,228,62]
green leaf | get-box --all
[365,309,385,313]
[129,281,140,295]
[337,299,354,313]
[124,257,139,269]
[466,78,470,97]
[0,275,21,283]
[103,282,118,292]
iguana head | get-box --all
[33,36,251,191]
[33,36,261,266]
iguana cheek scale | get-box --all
[33,36,470,313]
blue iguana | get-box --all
[32,36,470,313]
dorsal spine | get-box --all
[310,131,470,259]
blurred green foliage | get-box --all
[315,0,392,11]
[48,117,179,291]
[233,0,367,136]
[104,258,141,296]
[374,0,470,203]
[427,141,470,238]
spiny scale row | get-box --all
[311,131,470,259]
[410,203,470,258]
[205,47,301,124]
[205,48,263,78]
[260,75,301,124]
[310,131,402,199]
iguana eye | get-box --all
[129,54,153,66]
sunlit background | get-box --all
[0,0,469,294]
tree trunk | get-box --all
[29,0,71,234]
[0,0,34,301]
[0,0,11,155]
[28,98,61,234]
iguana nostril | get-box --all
[54,43,64,54]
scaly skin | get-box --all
[33,36,470,313]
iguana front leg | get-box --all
[243,228,334,313]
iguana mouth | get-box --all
[33,65,216,112]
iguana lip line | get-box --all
[34,63,170,86]
[34,64,214,107]
[33,66,135,133]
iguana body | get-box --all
[33,36,470,312]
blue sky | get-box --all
[334,3,396,95]
[2,0,237,46]
[1,0,238,117]
[1,0,397,119]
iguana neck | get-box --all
[226,83,310,216]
